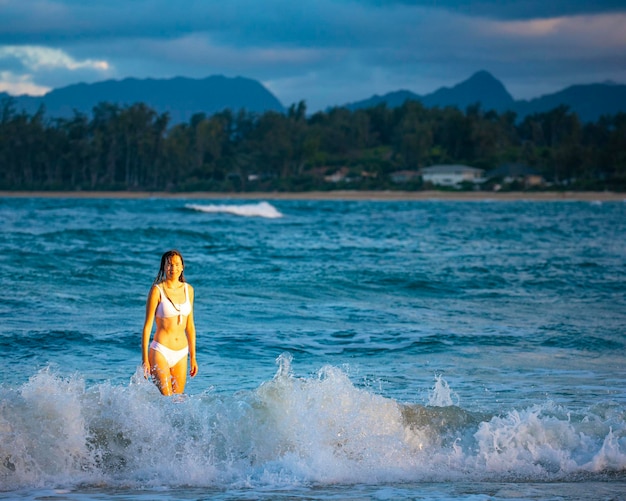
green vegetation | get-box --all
[1,97,624,192]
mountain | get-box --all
[2,75,285,123]
[512,82,626,122]
[346,90,421,111]
[421,70,515,111]
[345,71,513,113]
[3,71,625,124]
[344,71,626,122]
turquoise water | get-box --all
[0,197,625,500]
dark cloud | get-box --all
[365,0,626,19]
[0,0,624,110]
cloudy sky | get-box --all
[1,0,625,111]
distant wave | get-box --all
[185,201,283,218]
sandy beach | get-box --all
[0,190,624,201]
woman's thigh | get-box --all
[170,358,188,394]
[149,349,173,396]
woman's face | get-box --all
[165,254,183,280]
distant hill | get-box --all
[511,82,626,122]
[3,71,625,124]
[421,70,515,111]
[1,75,285,124]
[344,71,626,122]
[344,71,513,113]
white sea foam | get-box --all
[185,201,283,218]
[428,374,459,407]
[0,357,624,491]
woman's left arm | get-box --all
[186,284,198,377]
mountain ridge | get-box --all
[2,75,286,124]
[2,71,625,123]
[421,70,515,111]
[344,71,626,122]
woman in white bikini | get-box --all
[142,250,198,395]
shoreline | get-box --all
[0,190,624,202]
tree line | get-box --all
[1,97,624,192]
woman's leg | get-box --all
[170,356,188,394]
[149,348,173,396]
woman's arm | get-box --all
[185,284,198,377]
[141,285,160,377]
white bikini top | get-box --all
[155,283,191,324]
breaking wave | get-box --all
[1,354,624,491]
[185,202,283,218]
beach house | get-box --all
[487,163,545,188]
[420,165,486,188]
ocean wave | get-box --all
[185,202,283,218]
[1,355,624,491]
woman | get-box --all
[142,250,198,395]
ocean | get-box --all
[0,196,624,500]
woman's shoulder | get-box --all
[146,283,161,305]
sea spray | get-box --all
[428,374,459,407]
[1,358,625,491]
[252,353,412,482]
[1,370,97,488]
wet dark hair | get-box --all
[153,249,186,284]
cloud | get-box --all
[0,44,112,94]
[0,45,110,72]
[0,1,624,108]
[363,0,626,20]
[0,70,50,95]
[138,34,329,70]
[490,12,626,46]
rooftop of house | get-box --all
[421,164,484,175]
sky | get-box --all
[1,0,625,111]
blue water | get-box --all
[0,196,625,500]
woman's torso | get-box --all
[152,282,192,349]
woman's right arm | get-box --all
[141,285,160,377]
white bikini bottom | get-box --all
[150,340,188,367]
